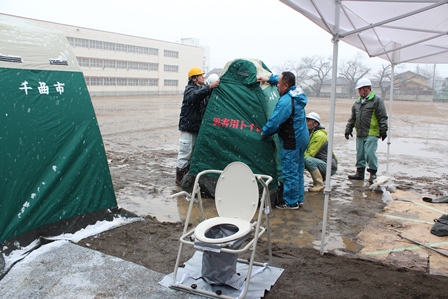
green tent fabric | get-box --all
[0,15,117,244]
[183,58,281,196]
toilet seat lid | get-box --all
[215,162,259,221]
[195,217,252,244]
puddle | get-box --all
[378,137,448,161]
[338,137,448,177]
[116,186,180,222]
[312,233,359,255]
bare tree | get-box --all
[414,64,433,86]
[338,53,371,96]
[273,60,308,88]
[443,77,448,92]
[271,62,289,75]
[298,56,332,97]
[414,64,444,90]
[274,56,332,96]
[373,64,392,99]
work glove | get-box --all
[345,132,353,140]
[381,132,387,141]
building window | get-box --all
[137,47,158,55]
[149,78,158,86]
[77,57,90,67]
[81,38,89,48]
[90,77,103,86]
[148,48,158,56]
[128,78,138,86]
[76,57,161,73]
[103,42,115,51]
[117,78,127,86]
[164,65,179,72]
[128,45,139,53]
[128,61,139,70]
[164,79,178,86]
[90,40,103,49]
[116,43,127,52]
[67,37,75,47]
[139,62,150,71]
[66,37,161,57]
[138,47,149,55]
[138,78,148,86]
[164,50,178,58]
[74,38,89,48]
[104,77,116,86]
[117,60,127,69]
[104,60,116,69]
[90,59,103,68]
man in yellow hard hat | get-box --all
[176,67,220,186]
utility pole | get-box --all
[432,64,436,92]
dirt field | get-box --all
[79,95,448,298]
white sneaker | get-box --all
[275,204,299,210]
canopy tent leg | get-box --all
[386,64,395,176]
[320,0,341,256]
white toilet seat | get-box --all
[195,217,252,244]
[194,162,258,245]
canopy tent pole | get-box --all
[320,0,341,256]
[386,64,395,176]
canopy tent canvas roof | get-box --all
[281,0,448,64]
[0,15,119,252]
[279,0,448,253]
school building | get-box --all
[1,13,208,96]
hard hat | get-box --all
[306,112,320,124]
[207,73,219,84]
[188,67,204,78]
[355,78,372,89]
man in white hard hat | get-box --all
[304,112,338,192]
[176,67,220,186]
[345,78,388,184]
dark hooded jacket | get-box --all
[178,81,212,133]
[345,91,388,138]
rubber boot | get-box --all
[348,168,365,180]
[176,167,187,186]
[308,169,325,192]
[368,169,377,184]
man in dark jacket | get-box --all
[176,67,219,185]
[345,78,388,184]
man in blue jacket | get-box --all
[259,71,309,210]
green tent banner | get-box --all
[185,58,281,195]
[0,15,117,244]
[0,68,117,243]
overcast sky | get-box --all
[3,0,447,77]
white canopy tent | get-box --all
[279,0,448,254]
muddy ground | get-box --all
[80,95,448,298]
